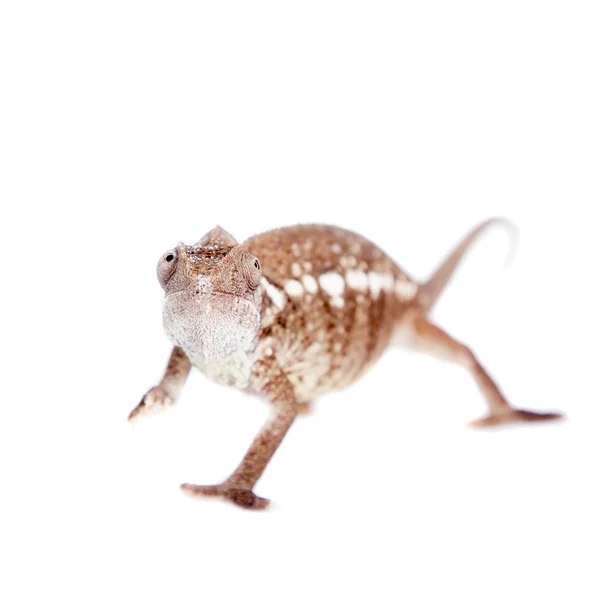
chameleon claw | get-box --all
[128,386,173,423]
[468,409,564,428]
[180,483,270,510]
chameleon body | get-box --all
[129,220,562,509]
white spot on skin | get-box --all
[330,296,345,308]
[381,273,395,291]
[368,272,383,298]
[301,274,318,294]
[346,269,368,292]
[260,278,286,310]
[367,271,395,298]
[395,279,418,300]
[291,263,302,277]
[284,279,304,297]
[331,243,342,254]
[197,275,212,293]
[319,272,345,296]
[340,256,357,269]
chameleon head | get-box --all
[157,226,262,363]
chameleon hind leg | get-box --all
[406,315,563,427]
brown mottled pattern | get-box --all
[245,224,416,399]
[184,246,232,271]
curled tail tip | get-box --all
[486,216,520,269]
[479,215,518,236]
[475,217,519,268]
[420,216,520,315]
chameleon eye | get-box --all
[157,248,178,289]
[242,254,262,291]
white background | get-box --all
[1,2,599,599]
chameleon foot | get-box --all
[180,483,270,510]
[128,386,173,423]
[468,409,563,428]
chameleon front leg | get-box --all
[128,346,191,422]
[408,315,563,427]
[181,357,298,510]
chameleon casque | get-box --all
[128,220,562,509]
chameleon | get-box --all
[128,220,563,509]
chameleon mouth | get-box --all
[162,290,260,363]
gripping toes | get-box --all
[468,409,564,428]
[128,386,173,422]
[180,483,270,510]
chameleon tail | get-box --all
[418,217,518,315]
